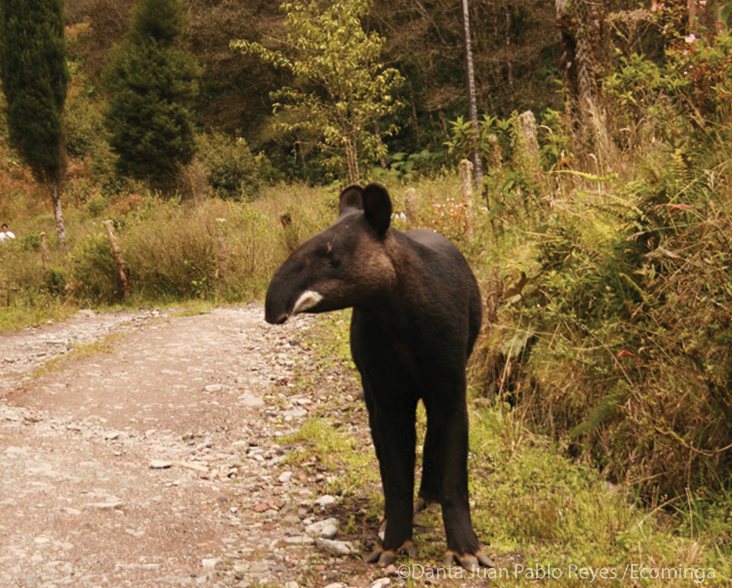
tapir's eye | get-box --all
[314,243,330,259]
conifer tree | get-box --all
[103,0,199,190]
[0,0,69,249]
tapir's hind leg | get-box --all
[424,386,495,571]
[416,420,441,512]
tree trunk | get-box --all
[688,0,701,34]
[556,0,615,165]
[344,132,360,184]
[407,79,422,148]
[51,180,68,253]
[461,0,484,191]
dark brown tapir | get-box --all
[264,183,493,570]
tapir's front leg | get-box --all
[364,390,418,566]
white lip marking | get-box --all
[292,290,323,314]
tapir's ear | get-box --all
[362,183,392,234]
[338,185,363,217]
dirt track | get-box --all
[0,304,379,588]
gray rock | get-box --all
[115,563,160,571]
[238,393,264,407]
[314,494,337,508]
[305,518,339,538]
[315,538,354,556]
[283,535,314,545]
[85,500,125,510]
[283,408,307,418]
[249,561,271,573]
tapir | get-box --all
[264,183,493,570]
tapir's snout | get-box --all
[265,282,325,324]
[265,308,290,325]
[264,269,294,325]
[265,233,330,325]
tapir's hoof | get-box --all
[413,497,440,513]
[444,548,495,571]
[366,541,417,566]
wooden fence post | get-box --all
[517,110,540,170]
[102,220,131,299]
[40,231,49,280]
[404,187,418,226]
[460,158,475,239]
[216,218,228,282]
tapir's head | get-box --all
[265,183,397,324]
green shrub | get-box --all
[0,237,48,291]
[65,90,107,159]
[602,30,732,153]
[197,131,263,201]
[18,231,41,252]
[476,147,732,499]
[69,232,123,305]
[110,196,287,302]
[45,266,68,295]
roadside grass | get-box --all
[278,309,378,498]
[29,332,128,379]
[0,291,80,332]
[0,182,336,332]
[168,302,214,318]
[285,312,731,587]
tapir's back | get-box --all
[403,228,482,357]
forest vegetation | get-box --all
[0,0,731,583]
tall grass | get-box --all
[0,182,337,315]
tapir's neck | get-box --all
[358,229,430,313]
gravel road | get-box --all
[0,304,394,588]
